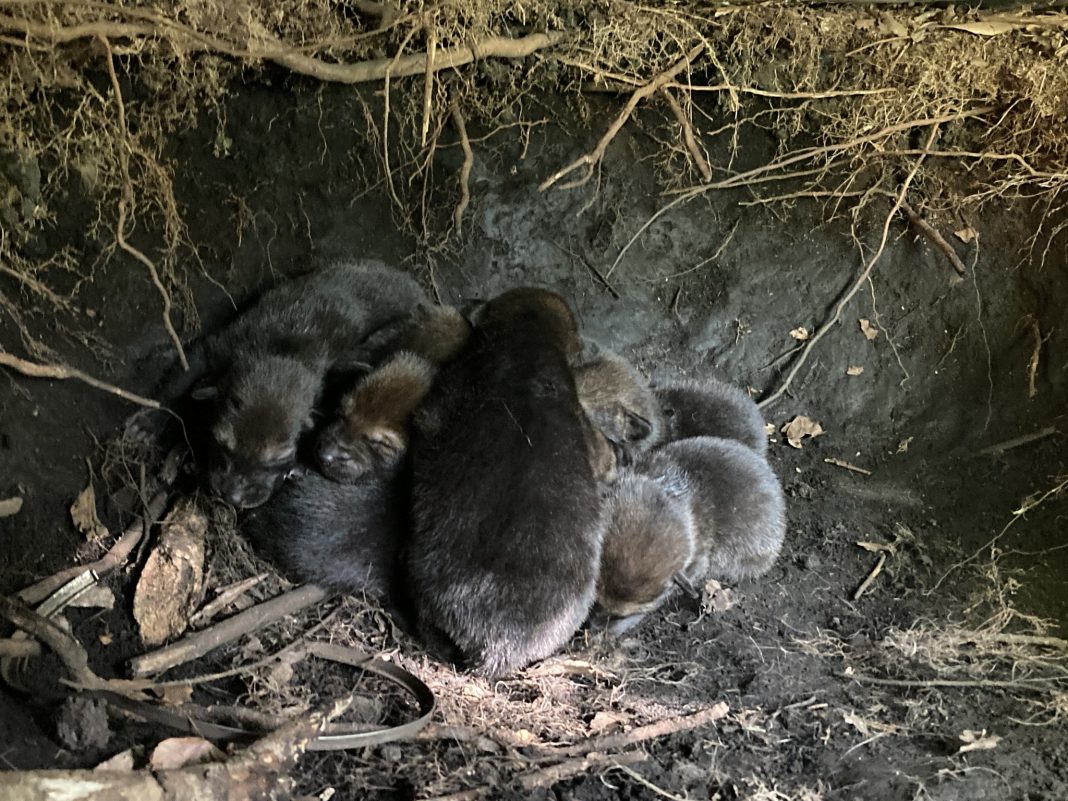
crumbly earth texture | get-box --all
[0,76,1065,800]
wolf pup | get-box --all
[574,348,663,460]
[406,288,603,678]
[152,260,426,508]
[654,377,768,455]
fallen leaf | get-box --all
[512,729,539,745]
[763,423,777,437]
[0,496,23,518]
[781,415,825,449]
[133,499,207,646]
[945,20,1020,37]
[859,319,879,341]
[701,578,736,615]
[589,710,627,734]
[954,226,978,244]
[895,437,913,454]
[958,729,1002,753]
[843,710,870,736]
[857,541,894,554]
[160,684,194,706]
[790,327,810,341]
[70,481,108,543]
[94,749,135,772]
[98,632,113,646]
[846,366,865,376]
[150,737,222,771]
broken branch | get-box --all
[0,349,160,409]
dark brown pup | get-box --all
[574,348,663,459]
[406,287,603,678]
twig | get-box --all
[978,425,1057,456]
[451,105,473,236]
[130,584,330,677]
[852,552,887,601]
[427,751,648,801]
[99,37,189,372]
[757,124,940,409]
[824,457,872,476]
[897,198,967,276]
[612,761,692,801]
[1026,317,1042,398]
[0,349,160,409]
[555,702,729,757]
[540,45,704,191]
[660,87,711,182]
[846,673,1066,691]
[189,573,269,629]
[18,489,170,605]
[0,595,96,687]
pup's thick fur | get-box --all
[161,260,426,508]
[242,468,404,596]
[407,288,603,678]
[655,378,768,455]
[643,437,786,582]
[574,348,663,458]
[596,468,695,632]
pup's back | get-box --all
[407,288,602,678]
[655,378,767,455]
[242,468,405,598]
[642,437,785,582]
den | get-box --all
[0,2,1066,799]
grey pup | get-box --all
[596,436,785,631]
[161,260,426,508]
[574,347,663,459]
[316,305,471,483]
[407,287,603,678]
[242,468,404,597]
[595,468,695,633]
[654,377,768,455]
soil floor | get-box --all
[1,75,1066,800]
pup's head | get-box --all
[404,304,473,365]
[596,471,696,622]
[315,352,434,483]
[469,288,582,360]
[198,357,319,509]
[575,351,659,454]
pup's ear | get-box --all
[190,383,219,401]
[367,427,406,464]
[623,409,653,441]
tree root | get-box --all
[0,349,160,409]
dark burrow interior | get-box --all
[1,67,1066,800]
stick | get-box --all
[451,105,473,236]
[0,638,42,659]
[190,574,269,628]
[978,426,1057,456]
[555,702,729,757]
[757,124,940,409]
[18,490,170,605]
[0,349,160,409]
[660,87,712,182]
[852,552,887,601]
[0,595,96,687]
[99,37,189,373]
[129,584,330,677]
[846,673,1066,691]
[896,198,966,276]
[427,751,648,801]
[540,45,704,191]
[1026,317,1042,399]
[824,457,872,476]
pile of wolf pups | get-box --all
[156,260,785,679]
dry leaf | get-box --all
[70,482,108,542]
[789,327,810,341]
[150,737,222,771]
[98,632,113,646]
[763,423,776,437]
[896,437,913,454]
[781,415,825,449]
[945,20,1020,37]
[859,319,879,341]
[954,226,978,244]
[160,684,194,706]
[846,366,864,376]
[133,499,207,646]
[957,729,1002,753]
[0,496,23,518]
[94,749,135,772]
[512,729,539,745]
[857,541,894,554]
[589,710,627,734]
[701,578,736,615]
[67,585,115,610]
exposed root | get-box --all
[450,105,473,237]
[660,87,711,182]
[0,348,160,409]
[898,198,967,277]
